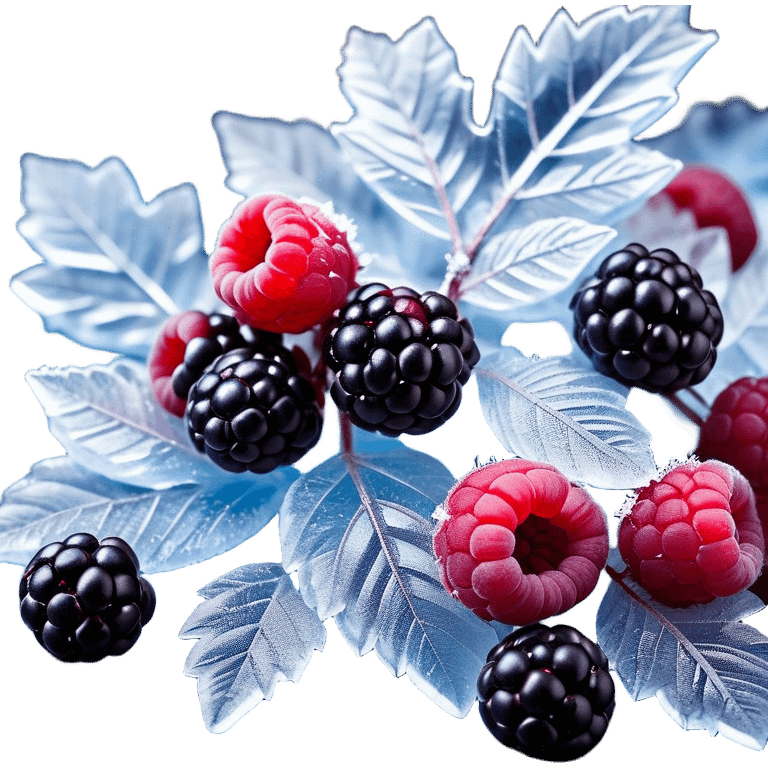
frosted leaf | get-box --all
[214,113,367,204]
[598,564,768,750]
[462,217,615,310]
[280,441,497,717]
[475,348,655,489]
[641,99,768,203]
[333,8,712,268]
[26,358,224,489]
[623,193,731,303]
[0,457,294,573]
[12,154,218,358]
[180,563,326,733]
[213,112,447,289]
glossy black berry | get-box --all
[323,284,481,436]
[170,313,283,401]
[571,243,723,392]
[18,534,155,663]
[186,343,323,473]
[478,623,614,762]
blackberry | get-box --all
[570,243,723,392]
[322,284,480,436]
[18,533,156,663]
[170,313,282,402]
[186,343,323,474]
[478,624,615,762]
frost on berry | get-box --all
[698,377,768,490]
[433,459,609,625]
[618,459,765,607]
[210,194,359,334]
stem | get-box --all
[685,386,711,411]
[663,392,705,429]
[605,565,632,582]
[340,412,354,455]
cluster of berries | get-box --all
[148,194,481,473]
[462,166,766,759]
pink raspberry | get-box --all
[661,165,758,271]
[210,194,359,334]
[433,459,609,626]
[697,377,768,490]
[148,310,212,416]
[618,459,764,607]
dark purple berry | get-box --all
[478,623,614,761]
[186,344,323,474]
[18,534,155,663]
[571,243,723,392]
[323,284,480,436]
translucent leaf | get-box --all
[180,563,326,733]
[0,457,295,573]
[26,358,223,489]
[280,441,497,717]
[462,217,615,311]
[597,564,768,750]
[213,112,448,288]
[12,154,218,358]
[622,194,731,303]
[641,99,768,202]
[475,348,655,489]
[332,8,712,265]
[214,113,367,204]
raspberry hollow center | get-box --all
[513,515,570,575]
[433,459,609,626]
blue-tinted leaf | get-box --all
[26,358,223,489]
[213,112,448,288]
[641,99,768,202]
[462,217,615,311]
[180,563,326,733]
[12,154,218,358]
[597,565,768,750]
[333,9,711,270]
[0,457,295,572]
[280,441,496,717]
[475,348,655,489]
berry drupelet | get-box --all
[19,533,156,663]
[478,623,615,761]
[323,284,481,436]
[571,243,723,393]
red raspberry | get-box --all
[697,377,768,490]
[433,459,609,626]
[661,165,758,271]
[618,459,764,607]
[210,194,359,334]
[748,488,768,604]
[148,310,212,416]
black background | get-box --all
[6,3,766,764]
